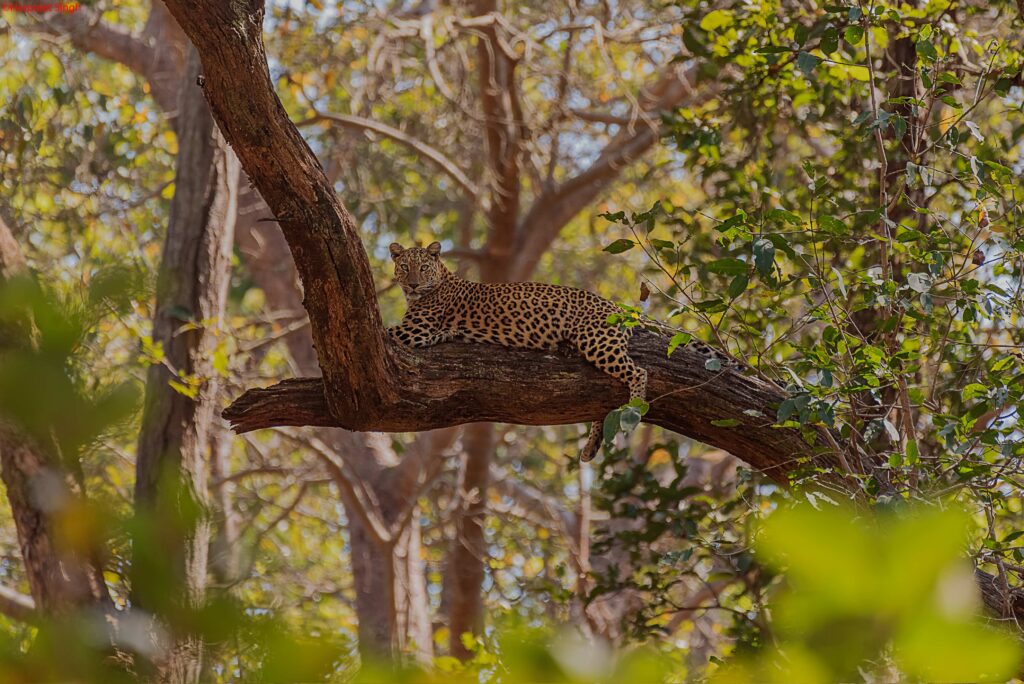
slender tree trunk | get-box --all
[345,490,436,664]
[444,423,492,658]
[208,420,241,584]
[334,430,438,666]
[0,218,113,616]
[132,43,238,683]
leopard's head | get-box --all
[389,241,448,302]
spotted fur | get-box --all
[387,241,729,461]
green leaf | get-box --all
[962,383,988,401]
[891,115,907,140]
[818,215,848,235]
[694,298,728,313]
[705,358,722,372]
[820,27,839,55]
[844,26,864,45]
[727,273,749,299]
[777,398,797,422]
[603,239,635,254]
[768,208,802,225]
[906,440,919,465]
[602,410,621,444]
[915,40,938,62]
[626,397,650,416]
[938,71,962,86]
[753,238,776,278]
[991,356,1015,372]
[711,418,741,427]
[717,211,748,231]
[706,258,748,276]
[699,9,734,31]
[667,332,692,357]
[796,51,822,77]
[620,406,643,433]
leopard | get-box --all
[386,241,734,462]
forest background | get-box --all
[0,0,1023,682]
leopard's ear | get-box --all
[426,241,442,257]
[389,243,405,260]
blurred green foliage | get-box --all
[717,504,1021,683]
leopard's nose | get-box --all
[407,283,419,290]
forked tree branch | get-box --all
[511,64,700,280]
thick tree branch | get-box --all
[224,330,846,489]
[160,0,398,422]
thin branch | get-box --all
[297,112,479,199]
[289,432,395,547]
[0,584,37,623]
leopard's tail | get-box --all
[580,420,602,462]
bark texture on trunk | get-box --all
[132,43,238,683]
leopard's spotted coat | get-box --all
[387,241,731,461]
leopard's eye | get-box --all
[420,265,429,273]
[399,264,409,272]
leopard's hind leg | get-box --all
[576,327,648,462]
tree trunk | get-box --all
[0,218,114,617]
[344,483,433,664]
[320,430,440,665]
[132,43,238,683]
[444,423,492,658]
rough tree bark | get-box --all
[132,43,238,683]
[0,218,114,617]
[157,0,1024,627]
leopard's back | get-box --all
[434,279,620,350]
